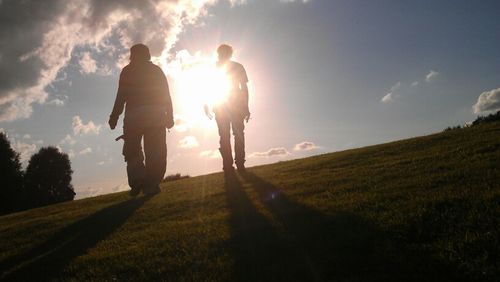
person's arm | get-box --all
[239,64,250,121]
[204,103,213,119]
[109,71,126,130]
[241,82,250,117]
[160,69,174,129]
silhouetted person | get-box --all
[109,44,174,196]
[205,44,250,172]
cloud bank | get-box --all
[250,147,290,158]
[72,115,101,135]
[179,135,199,149]
[473,88,500,115]
[199,149,220,159]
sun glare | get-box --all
[187,65,230,107]
[167,54,230,129]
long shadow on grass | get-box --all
[0,195,152,281]
[225,171,315,281]
[238,171,463,282]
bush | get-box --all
[443,125,462,132]
[443,110,500,132]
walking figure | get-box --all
[205,44,250,172]
[109,44,174,196]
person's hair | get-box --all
[130,44,151,62]
[217,44,233,59]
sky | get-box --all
[1,0,499,198]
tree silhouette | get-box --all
[0,132,23,215]
[24,146,75,208]
[472,110,500,126]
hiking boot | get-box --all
[236,165,246,172]
[223,166,235,173]
[144,185,161,195]
[129,186,141,197]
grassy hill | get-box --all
[1,122,499,281]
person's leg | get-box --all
[215,113,234,170]
[143,126,166,194]
[123,127,145,196]
[231,114,246,170]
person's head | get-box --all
[217,44,233,63]
[130,43,151,63]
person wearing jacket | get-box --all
[109,44,174,196]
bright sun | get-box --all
[183,64,230,108]
[168,57,230,129]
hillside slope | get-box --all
[1,122,499,281]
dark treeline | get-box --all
[0,132,75,216]
[444,110,500,131]
[471,110,500,125]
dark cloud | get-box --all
[0,0,65,116]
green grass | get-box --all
[1,122,499,281]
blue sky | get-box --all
[1,0,499,198]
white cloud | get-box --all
[425,70,439,83]
[174,115,189,132]
[229,0,248,5]
[75,186,103,199]
[381,93,394,103]
[250,147,290,158]
[381,82,401,103]
[72,115,101,135]
[79,147,92,155]
[23,134,31,139]
[68,149,76,159]
[411,81,419,87]
[473,87,500,115]
[231,0,309,6]
[75,183,129,199]
[78,51,97,74]
[280,0,311,3]
[179,136,199,149]
[47,98,65,106]
[199,149,220,159]
[97,157,113,166]
[111,184,129,193]
[12,140,37,164]
[60,134,77,146]
[293,141,318,151]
